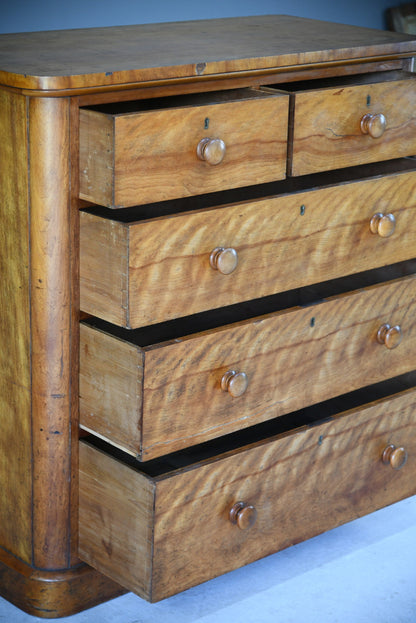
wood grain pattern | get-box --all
[79,443,155,598]
[80,275,416,459]
[1,16,416,92]
[79,385,416,601]
[80,214,128,326]
[290,77,416,175]
[29,97,72,569]
[79,89,289,207]
[79,325,144,453]
[81,169,416,328]
[0,89,32,563]
[0,548,125,618]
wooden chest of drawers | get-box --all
[1,15,416,617]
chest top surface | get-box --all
[1,15,416,92]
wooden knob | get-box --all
[229,501,257,530]
[221,370,248,397]
[370,213,396,238]
[360,113,386,138]
[209,247,238,274]
[197,137,226,165]
[376,323,402,349]
[382,444,408,470]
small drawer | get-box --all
[79,382,416,602]
[79,88,289,208]
[289,74,416,176]
[80,167,416,328]
[79,274,416,459]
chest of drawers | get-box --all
[1,15,416,617]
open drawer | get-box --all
[80,164,416,328]
[79,377,416,602]
[287,72,416,175]
[79,87,289,207]
[79,271,416,459]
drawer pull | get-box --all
[376,323,402,349]
[360,113,386,138]
[197,137,226,165]
[369,212,396,238]
[229,501,257,530]
[221,370,248,397]
[382,444,408,470]
[209,247,238,274]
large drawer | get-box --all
[79,381,416,602]
[80,167,416,328]
[79,273,416,459]
[79,88,289,208]
[289,75,416,176]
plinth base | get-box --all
[0,548,126,618]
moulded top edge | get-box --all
[1,15,416,92]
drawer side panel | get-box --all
[79,324,144,455]
[79,442,154,598]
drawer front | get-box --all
[79,89,289,207]
[79,275,416,459]
[290,78,416,176]
[80,169,416,328]
[79,385,416,601]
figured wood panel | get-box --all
[80,275,416,459]
[1,16,416,91]
[141,275,416,457]
[78,386,416,600]
[79,441,154,598]
[290,78,416,175]
[80,91,288,207]
[0,89,32,563]
[151,387,416,600]
[80,170,416,328]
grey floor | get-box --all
[1,495,415,622]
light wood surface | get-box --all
[290,77,416,175]
[1,16,415,92]
[79,89,288,207]
[29,97,73,569]
[80,169,416,328]
[0,90,32,563]
[2,15,416,616]
[79,384,416,601]
[80,275,416,459]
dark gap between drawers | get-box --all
[82,371,416,476]
[80,158,416,221]
[82,259,416,347]
[268,69,412,93]
[82,87,272,115]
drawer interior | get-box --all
[82,86,281,115]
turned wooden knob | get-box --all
[197,137,226,165]
[229,501,257,530]
[376,323,402,349]
[360,113,386,138]
[209,247,238,274]
[370,212,396,238]
[382,444,408,470]
[221,370,248,397]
